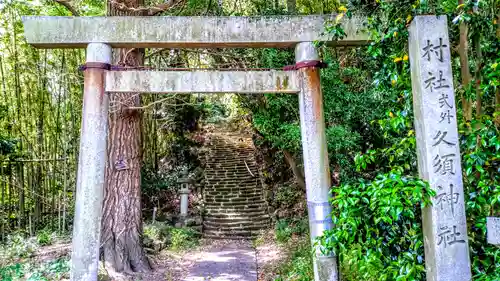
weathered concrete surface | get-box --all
[105,70,299,94]
[409,16,471,281]
[22,15,369,48]
[70,43,111,281]
[487,217,500,245]
[296,42,337,281]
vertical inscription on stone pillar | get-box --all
[408,16,472,281]
[487,217,500,245]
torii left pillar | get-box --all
[70,43,111,281]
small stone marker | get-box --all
[487,217,500,245]
[409,15,472,281]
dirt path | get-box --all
[136,239,257,281]
[30,239,258,281]
[180,239,257,281]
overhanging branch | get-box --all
[109,0,184,16]
[53,0,80,16]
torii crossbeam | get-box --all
[22,15,369,281]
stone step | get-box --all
[204,166,258,172]
[203,223,268,232]
[205,198,265,204]
[205,163,258,172]
[206,209,268,218]
[204,219,270,228]
[205,169,258,175]
[209,144,254,149]
[204,193,263,199]
[205,153,255,160]
[204,184,259,189]
[208,147,254,152]
[204,185,260,190]
[204,186,261,191]
[207,193,264,202]
[204,175,258,181]
[204,195,264,202]
[204,186,260,191]
[206,161,257,166]
[205,172,259,178]
[204,185,259,190]
[209,148,254,153]
[203,234,255,240]
[205,159,256,164]
[205,200,266,208]
[205,167,258,172]
[204,171,258,177]
[204,178,259,184]
[205,206,266,213]
[204,192,263,198]
[204,216,270,224]
[204,183,259,187]
[204,177,258,182]
[203,229,256,238]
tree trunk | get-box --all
[473,33,482,119]
[287,0,296,13]
[101,0,151,273]
[495,13,500,127]
[458,0,473,122]
[283,149,306,190]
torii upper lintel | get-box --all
[22,15,369,49]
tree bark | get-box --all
[496,13,500,127]
[458,0,473,122]
[283,149,306,190]
[473,33,482,119]
[287,0,296,13]
[101,0,151,273]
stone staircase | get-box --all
[202,128,269,239]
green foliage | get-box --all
[0,258,69,281]
[461,118,500,280]
[317,1,500,280]
[0,234,38,265]
[36,230,55,247]
[143,222,172,252]
[275,218,309,243]
[273,238,314,281]
[274,183,302,209]
[143,222,200,252]
[170,227,200,251]
[321,170,434,280]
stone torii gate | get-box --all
[22,14,473,281]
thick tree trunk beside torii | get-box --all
[100,0,150,273]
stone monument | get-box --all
[409,15,472,281]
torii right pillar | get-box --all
[408,15,472,281]
[296,42,338,281]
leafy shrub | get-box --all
[170,227,200,251]
[143,222,172,252]
[461,118,500,280]
[321,170,434,281]
[0,234,38,265]
[36,230,55,246]
[143,222,200,252]
[0,263,24,281]
[275,218,308,244]
[274,184,302,209]
[0,258,69,281]
[274,239,313,281]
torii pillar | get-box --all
[71,43,112,280]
